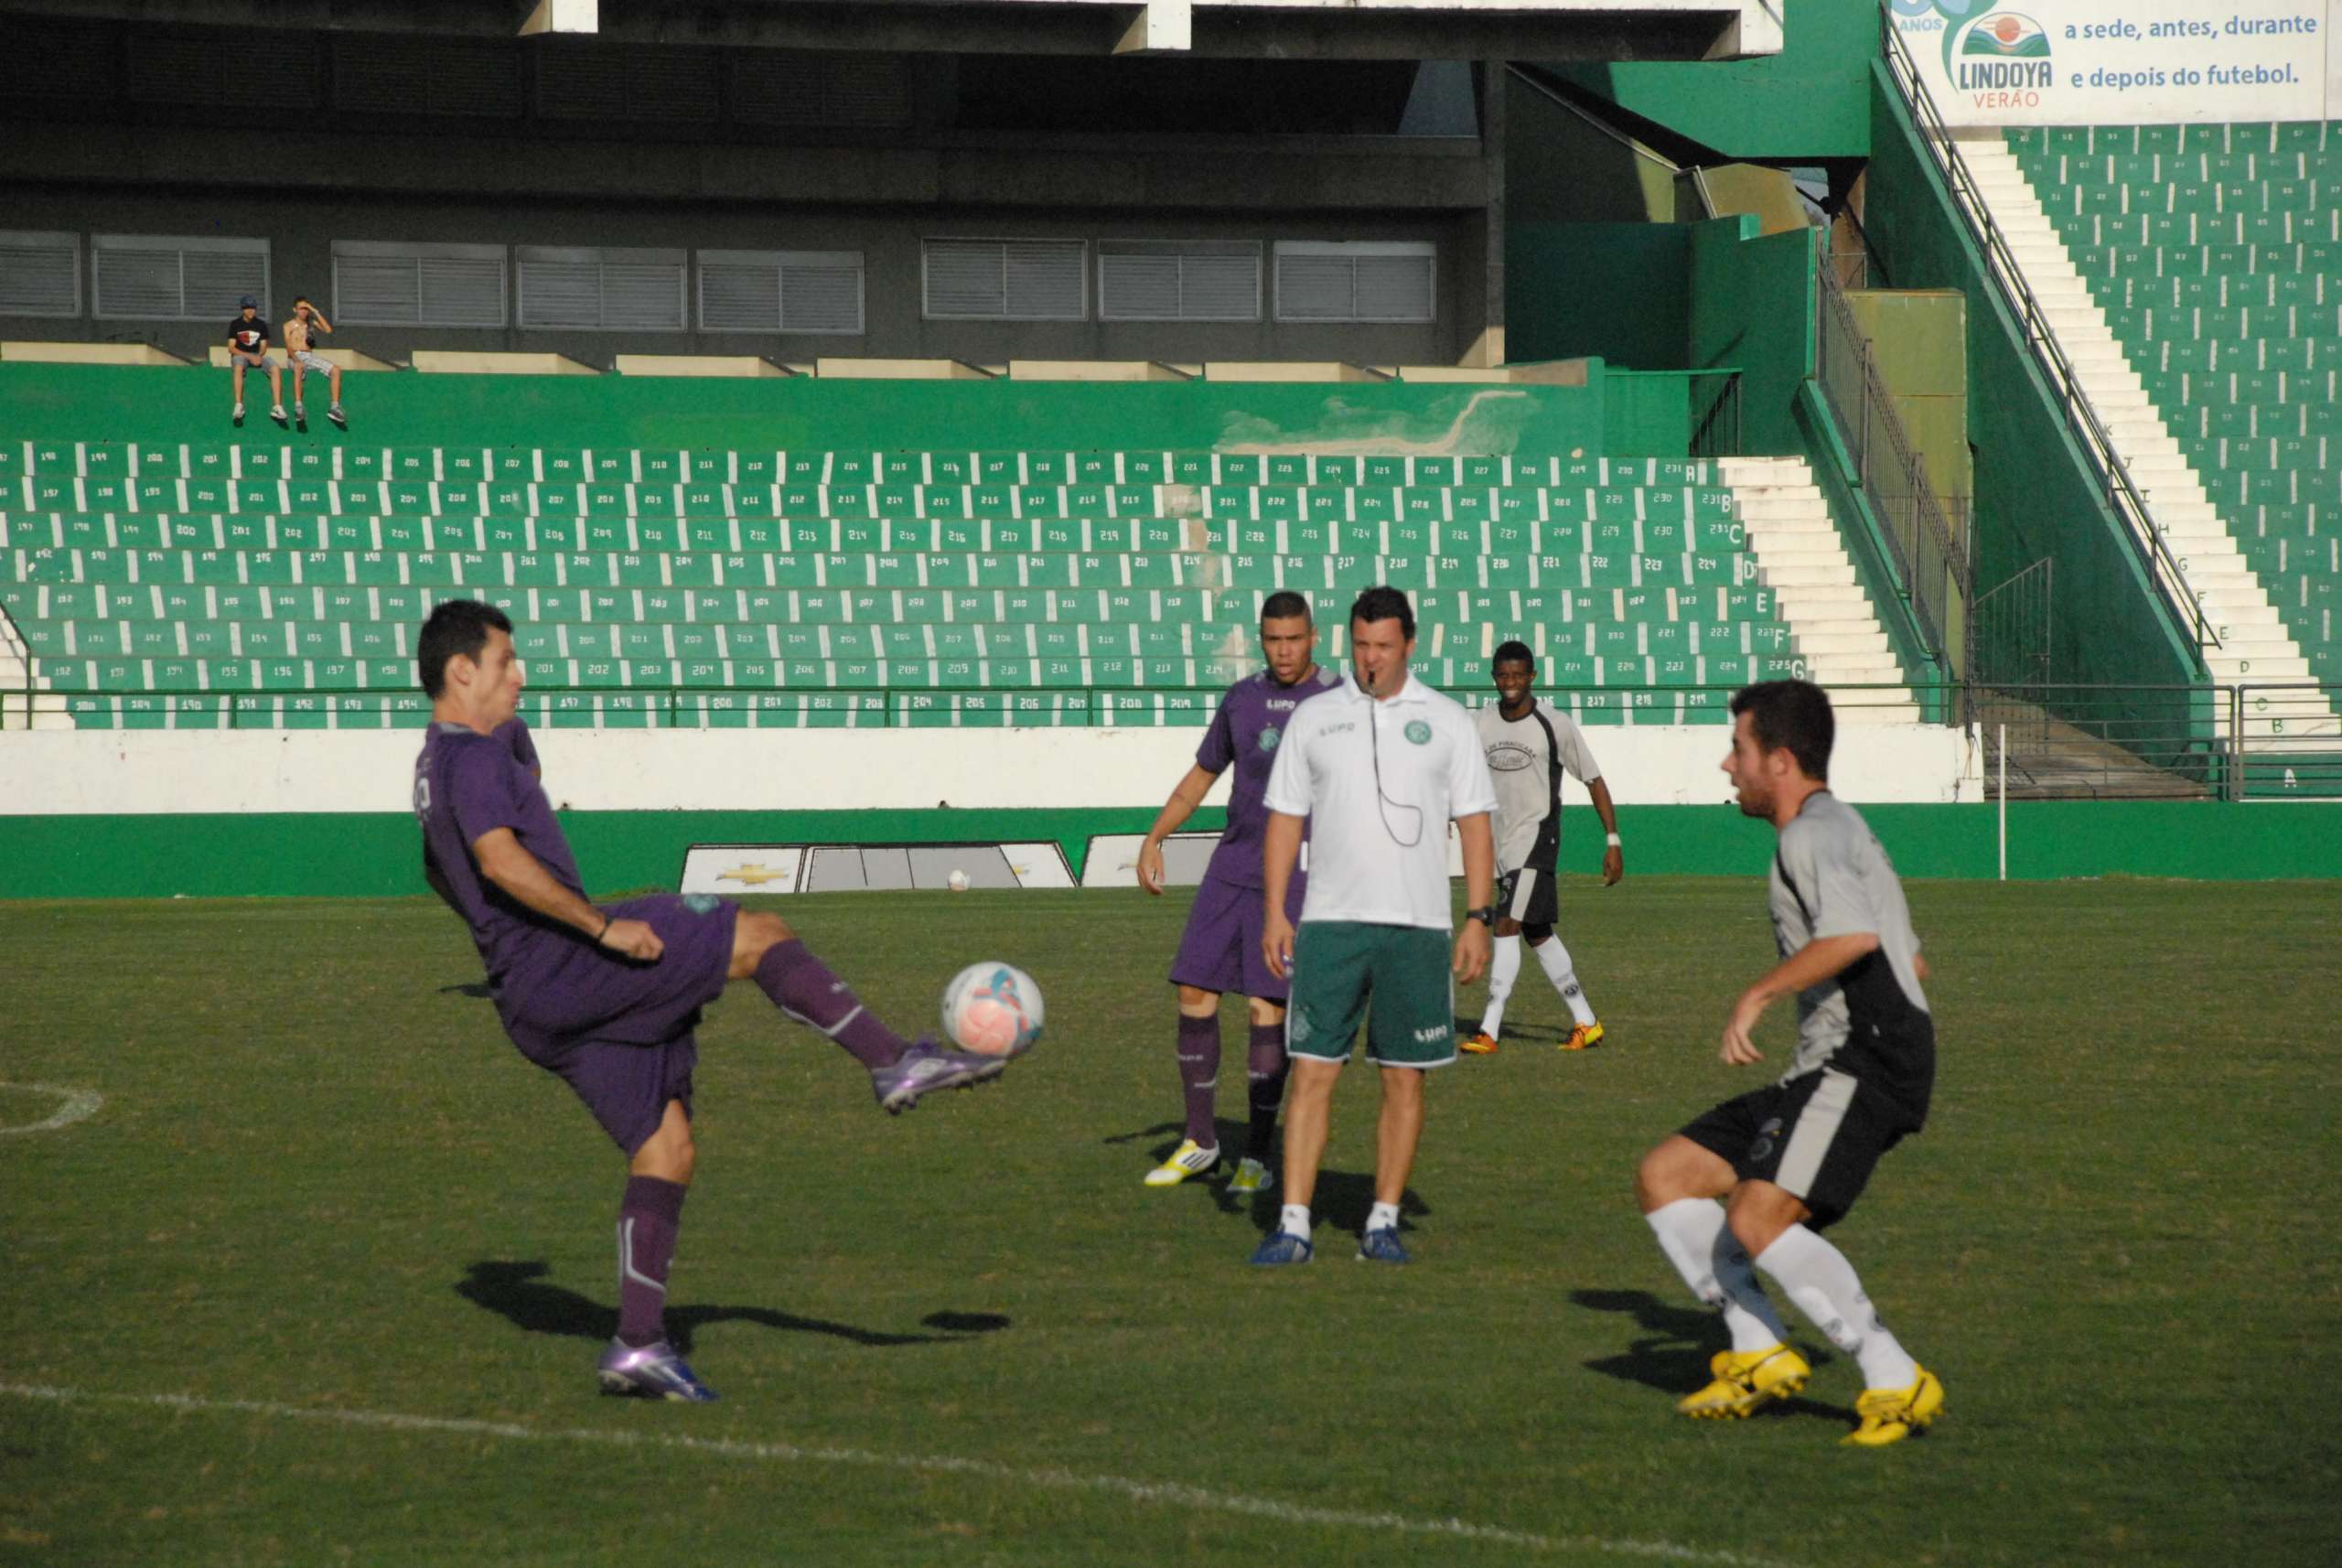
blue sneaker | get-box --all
[1250,1231,1314,1266]
[871,1036,1007,1114]
[1357,1227,1411,1264]
[596,1338,719,1402]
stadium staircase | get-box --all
[1967,122,2342,737]
[1,437,1921,731]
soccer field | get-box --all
[2,877,2336,1567]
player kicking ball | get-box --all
[1135,591,1339,1192]
[414,599,1010,1402]
[1633,680,1943,1446]
[1460,642,1621,1056]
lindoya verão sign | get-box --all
[1893,0,2335,125]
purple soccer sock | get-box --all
[1244,1022,1289,1163]
[754,939,908,1070]
[616,1175,688,1348]
[1177,1013,1221,1147]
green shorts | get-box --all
[1284,920,1456,1069]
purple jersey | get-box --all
[414,720,585,1014]
[495,714,541,778]
[1196,665,1342,888]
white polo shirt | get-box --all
[1263,671,1498,931]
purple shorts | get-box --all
[500,893,738,1155]
[1169,874,1303,1002]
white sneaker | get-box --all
[1143,1139,1219,1187]
[232,402,245,422]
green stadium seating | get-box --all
[3,442,1807,730]
[2016,120,2342,691]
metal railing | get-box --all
[1811,238,1973,684]
[1876,5,2219,663]
[1687,370,1744,460]
[0,597,32,731]
[42,675,2342,799]
[1971,557,2054,697]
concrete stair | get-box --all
[1961,136,2340,741]
[1718,456,1923,724]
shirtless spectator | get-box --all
[284,296,346,428]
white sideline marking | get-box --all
[0,1382,1795,1566]
[0,1083,102,1136]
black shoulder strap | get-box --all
[1774,845,1816,927]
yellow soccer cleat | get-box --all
[1843,1366,1945,1447]
[1674,1343,1811,1420]
[1227,1156,1272,1195]
[1143,1139,1220,1187]
[1458,1031,1499,1056]
[1561,1021,1606,1051]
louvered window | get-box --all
[0,231,81,317]
[1273,242,1435,324]
[333,242,507,328]
[92,234,269,321]
[517,248,686,331]
[698,251,864,334]
[1099,242,1261,322]
[923,240,1085,321]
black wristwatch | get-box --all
[1466,906,1496,927]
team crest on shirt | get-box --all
[1258,727,1281,752]
[682,894,722,914]
[1404,720,1432,745]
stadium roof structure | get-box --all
[13,0,1784,62]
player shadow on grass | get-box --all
[457,1261,1006,1353]
[1456,1015,1571,1047]
[437,982,495,1000]
[1569,1288,1855,1423]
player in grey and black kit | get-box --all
[1461,641,1622,1055]
[1633,680,1945,1447]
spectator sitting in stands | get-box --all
[285,296,346,429]
[226,296,285,429]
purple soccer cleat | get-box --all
[596,1337,719,1402]
[871,1035,1008,1114]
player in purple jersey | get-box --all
[1135,591,1340,1194]
[413,599,1012,1403]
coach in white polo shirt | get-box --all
[1251,585,1499,1266]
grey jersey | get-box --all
[1477,700,1600,874]
[1769,791,1934,1115]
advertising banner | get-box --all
[1892,0,2332,126]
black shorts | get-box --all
[1497,865,1558,929]
[1678,1068,1921,1230]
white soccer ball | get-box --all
[947,868,970,892]
[941,961,1044,1058]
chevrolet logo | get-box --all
[717,864,793,886]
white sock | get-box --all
[1754,1225,1919,1390]
[1279,1203,1311,1240]
[1481,934,1522,1038]
[1533,936,1596,1026]
[1645,1199,1789,1352]
[1367,1200,1401,1232]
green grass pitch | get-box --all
[2,877,2337,1567]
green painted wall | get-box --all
[1848,288,1971,534]
[1863,64,2200,711]
[1541,5,1879,162]
[5,801,2339,898]
[1506,223,1691,369]
[1687,217,1814,456]
[1507,80,1681,227]
[0,363,1606,458]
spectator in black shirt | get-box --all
[226,296,285,428]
